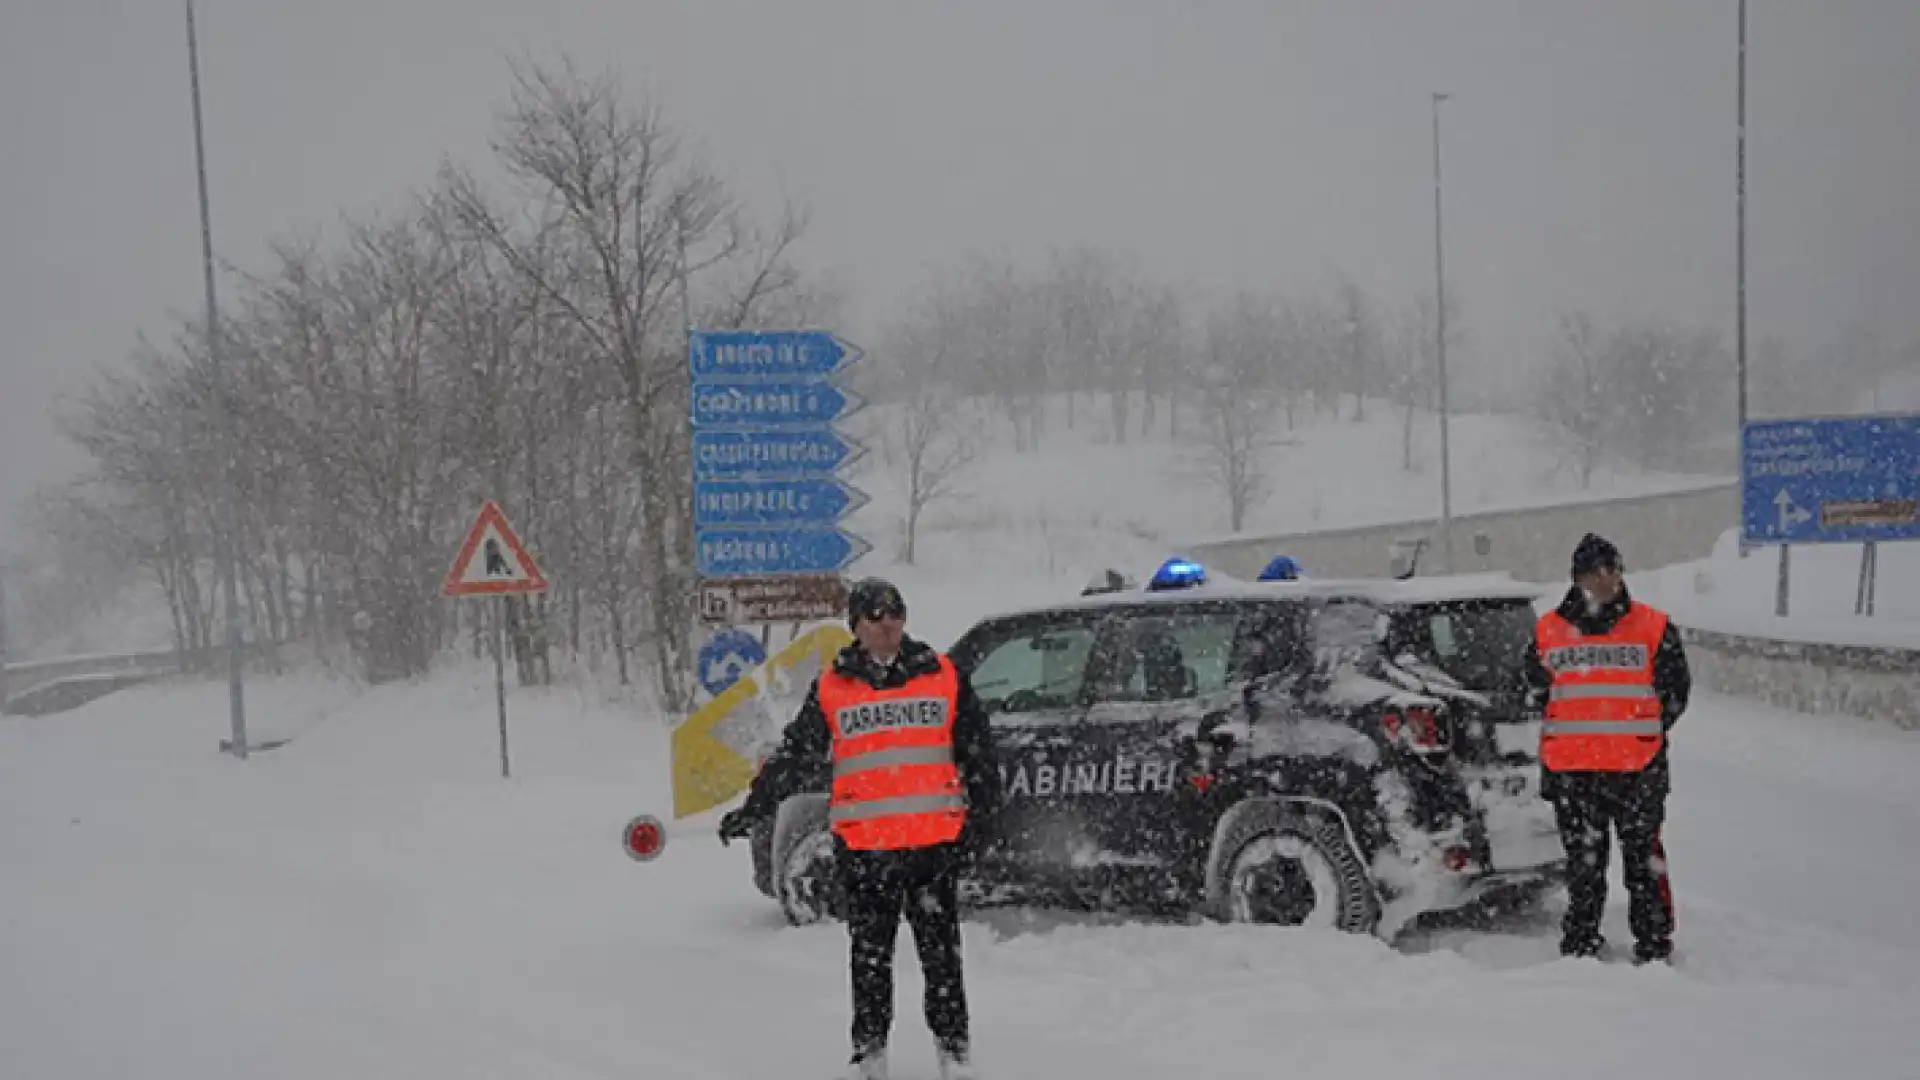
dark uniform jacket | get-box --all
[728,635,1002,851]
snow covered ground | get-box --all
[4,643,1918,1078]
[1636,527,1920,649]
[7,395,1916,1077]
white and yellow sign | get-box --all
[670,623,851,819]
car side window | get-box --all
[963,619,1099,715]
[1231,601,1308,680]
[1084,607,1242,705]
[1306,598,1383,673]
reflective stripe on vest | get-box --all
[819,654,967,851]
[1535,601,1669,773]
[1548,683,1657,701]
[829,791,968,824]
[834,743,957,780]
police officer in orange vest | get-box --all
[1524,534,1690,963]
[720,578,1000,1080]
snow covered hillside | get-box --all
[3,657,1917,1078]
[831,396,1718,645]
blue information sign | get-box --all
[688,329,871,598]
[693,477,869,528]
[1741,414,1920,545]
[692,429,865,481]
[696,527,873,577]
[688,329,859,380]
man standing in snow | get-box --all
[1524,533,1690,963]
[720,577,1000,1080]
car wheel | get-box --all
[749,818,776,899]
[770,794,842,926]
[1207,801,1380,934]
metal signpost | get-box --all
[688,330,870,646]
[1740,413,1920,616]
[443,500,550,777]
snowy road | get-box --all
[2,668,1916,1079]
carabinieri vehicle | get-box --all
[739,558,1568,942]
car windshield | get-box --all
[1390,600,1538,691]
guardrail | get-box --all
[1673,623,1920,732]
[3,648,194,717]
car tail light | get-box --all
[1442,845,1474,872]
[1380,706,1447,756]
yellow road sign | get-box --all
[670,624,850,819]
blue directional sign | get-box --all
[696,627,767,697]
[1742,414,1920,545]
[690,379,862,429]
[696,527,873,577]
[692,429,865,481]
[689,327,872,601]
[694,477,869,528]
[688,330,861,380]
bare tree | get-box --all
[1385,290,1465,473]
[1534,310,1611,487]
[869,292,982,564]
[1194,295,1279,532]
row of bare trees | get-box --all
[858,250,1464,534]
[28,59,829,705]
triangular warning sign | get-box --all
[444,500,549,596]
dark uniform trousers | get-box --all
[1546,758,1675,957]
[838,841,969,1055]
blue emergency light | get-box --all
[1147,557,1208,591]
[1258,554,1305,581]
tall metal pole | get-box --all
[0,568,11,712]
[1431,91,1455,574]
[186,0,249,757]
[1736,0,1749,436]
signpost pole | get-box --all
[495,594,510,779]
[1775,545,1790,617]
[442,499,546,779]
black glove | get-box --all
[718,808,753,846]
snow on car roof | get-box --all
[984,571,1552,624]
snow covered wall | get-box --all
[1677,627,1919,731]
[1188,481,1735,582]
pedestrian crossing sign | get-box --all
[444,500,549,596]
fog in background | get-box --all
[4,0,1917,533]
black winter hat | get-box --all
[1571,533,1623,579]
[847,577,906,627]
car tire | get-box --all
[749,818,776,899]
[1205,800,1380,935]
[770,793,843,926]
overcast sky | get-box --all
[4,0,1917,526]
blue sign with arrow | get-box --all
[692,428,865,481]
[688,327,872,600]
[1741,413,1920,545]
[694,477,869,528]
[696,527,873,577]
[688,330,861,379]
[691,379,862,429]
[695,627,768,697]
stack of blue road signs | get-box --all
[688,330,872,594]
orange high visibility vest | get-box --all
[1535,602,1669,772]
[819,655,968,851]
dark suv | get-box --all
[742,570,1566,942]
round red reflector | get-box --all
[624,814,666,862]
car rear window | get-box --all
[1392,600,1537,690]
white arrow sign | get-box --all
[1774,489,1813,532]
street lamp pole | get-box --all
[185,0,250,756]
[1431,91,1455,574]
